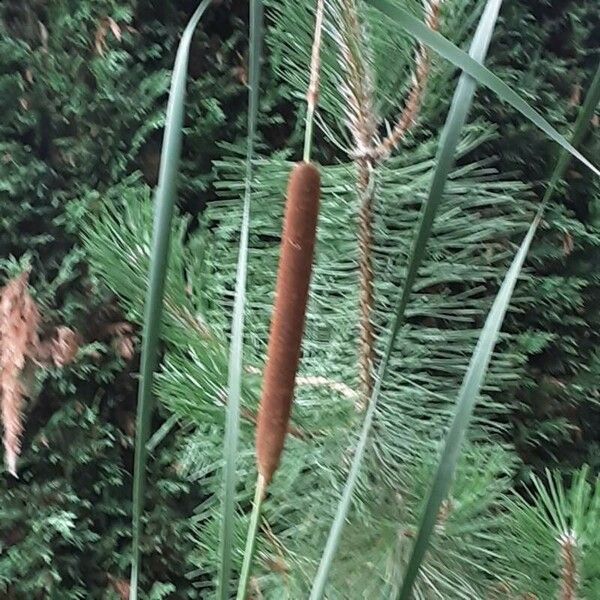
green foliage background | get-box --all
[0,0,597,597]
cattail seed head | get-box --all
[256,161,321,484]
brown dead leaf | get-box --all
[106,574,130,599]
[106,321,136,360]
[107,18,122,41]
[38,21,48,53]
[51,326,81,367]
[568,83,582,107]
[232,51,248,86]
[562,232,574,256]
[94,17,123,56]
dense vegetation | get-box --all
[0,0,597,598]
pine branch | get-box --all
[331,0,443,408]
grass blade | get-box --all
[397,58,600,600]
[217,1,263,598]
[368,0,600,177]
[129,2,212,598]
[397,213,539,600]
[309,1,504,597]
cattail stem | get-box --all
[303,0,326,162]
[356,158,376,409]
[236,473,267,600]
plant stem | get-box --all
[303,0,325,162]
[236,474,267,600]
[303,104,316,162]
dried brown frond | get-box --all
[558,531,578,600]
[331,0,379,407]
[0,272,40,476]
[374,0,442,161]
[331,0,443,409]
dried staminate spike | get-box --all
[0,271,40,476]
[256,161,321,484]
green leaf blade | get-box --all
[129,2,212,599]
[398,56,600,600]
[397,213,540,600]
[309,2,504,597]
[217,2,264,599]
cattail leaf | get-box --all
[397,213,540,600]
[368,0,600,177]
[310,1,504,597]
[129,1,212,598]
[217,1,263,598]
[398,57,600,600]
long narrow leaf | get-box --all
[398,59,600,600]
[217,1,263,598]
[368,0,600,177]
[129,2,212,598]
[397,213,540,599]
[309,1,504,597]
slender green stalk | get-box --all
[234,3,322,596]
[303,104,316,162]
[217,1,263,599]
[129,3,211,598]
[236,474,267,600]
[309,2,503,596]
[368,0,599,176]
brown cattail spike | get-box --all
[256,162,321,484]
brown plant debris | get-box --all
[106,574,130,599]
[94,17,122,56]
[106,321,136,360]
[306,0,326,112]
[558,531,578,600]
[256,162,321,484]
[50,326,81,367]
[0,272,40,476]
